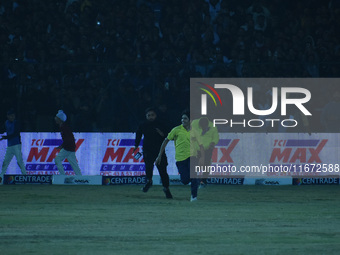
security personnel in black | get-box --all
[133,107,173,199]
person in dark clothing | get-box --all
[0,109,27,175]
[54,110,82,175]
[134,107,172,199]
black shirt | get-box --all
[135,119,168,152]
[60,122,76,152]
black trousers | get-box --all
[176,157,199,198]
[143,150,170,188]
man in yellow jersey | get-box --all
[191,117,219,188]
[155,110,200,202]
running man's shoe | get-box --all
[163,187,173,199]
[190,196,198,202]
[141,180,153,192]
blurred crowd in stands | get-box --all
[0,0,339,132]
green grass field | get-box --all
[0,184,339,255]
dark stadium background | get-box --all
[0,0,339,132]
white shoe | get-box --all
[190,196,197,202]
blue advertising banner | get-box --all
[0,133,338,179]
[3,175,52,185]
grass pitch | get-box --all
[0,184,339,255]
